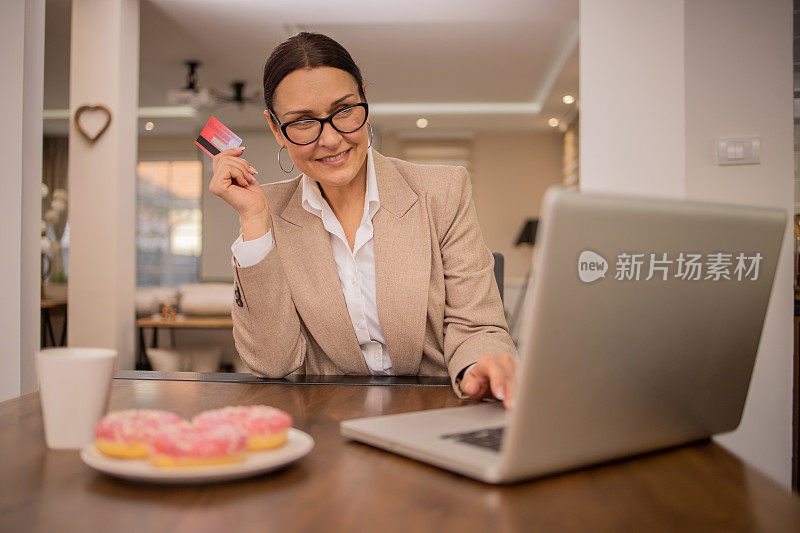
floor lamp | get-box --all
[510,218,538,342]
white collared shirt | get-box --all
[231,148,394,375]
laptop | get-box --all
[340,187,786,484]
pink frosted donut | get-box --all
[192,405,293,451]
[94,409,185,458]
[148,423,248,467]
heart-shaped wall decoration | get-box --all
[74,104,113,144]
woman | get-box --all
[209,32,517,407]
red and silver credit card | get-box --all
[195,116,242,157]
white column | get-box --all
[580,0,686,198]
[21,0,46,394]
[0,2,25,402]
[0,1,44,402]
[580,0,794,488]
[67,0,139,369]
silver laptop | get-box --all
[340,187,786,484]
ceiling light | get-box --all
[416,118,429,128]
[562,95,575,104]
[145,121,155,131]
[548,118,560,128]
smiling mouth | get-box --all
[317,148,350,162]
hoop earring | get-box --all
[278,146,294,174]
[367,122,374,149]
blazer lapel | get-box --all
[276,183,369,374]
[372,151,431,375]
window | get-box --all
[136,160,203,287]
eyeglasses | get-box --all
[271,102,369,146]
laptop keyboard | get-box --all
[441,426,505,452]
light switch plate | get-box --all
[716,138,761,166]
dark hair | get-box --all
[263,32,366,122]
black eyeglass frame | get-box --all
[270,102,370,146]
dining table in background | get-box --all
[135,316,234,370]
[40,296,67,348]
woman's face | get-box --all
[266,66,368,188]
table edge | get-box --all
[114,369,452,386]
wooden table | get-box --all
[2,372,800,532]
[136,316,234,370]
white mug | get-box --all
[36,347,117,449]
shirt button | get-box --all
[351,277,357,285]
[374,353,379,359]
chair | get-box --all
[492,252,504,303]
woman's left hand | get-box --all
[459,353,517,409]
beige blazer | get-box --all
[231,150,517,395]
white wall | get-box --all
[470,131,564,282]
[0,1,44,402]
[580,1,685,198]
[683,0,794,488]
[580,0,794,487]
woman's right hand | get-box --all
[208,147,270,239]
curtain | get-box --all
[42,136,69,238]
[42,136,69,282]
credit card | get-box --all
[195,117,242,157]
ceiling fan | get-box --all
[166,61,261,110]
[44,58,271,124]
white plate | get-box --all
[80,428,314,484]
